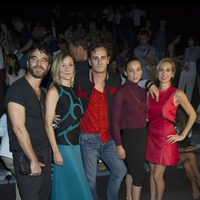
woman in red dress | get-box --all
[146,57,197,200]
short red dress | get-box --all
[146,86,179,166]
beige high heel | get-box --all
[193,189,200,199]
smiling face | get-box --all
[27,49,50,79]
[51,52,75,85]
[124,60,142,83]
[59,56,75,83]
[157,61,175,84]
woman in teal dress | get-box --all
[45,51,92,200]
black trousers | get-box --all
[122,127,147,186]
[13,146,52,200]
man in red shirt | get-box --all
[76,42,159,200]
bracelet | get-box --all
[146,81,154,90]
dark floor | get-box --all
[97,168,194,200]
[1,124,200,200]
[0,168,194,200]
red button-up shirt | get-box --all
[80,87,111,142]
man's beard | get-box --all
[28,65,48,79]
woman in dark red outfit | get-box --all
[112,58,148,200]
[146,57,196,200]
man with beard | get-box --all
[5,43,52,200]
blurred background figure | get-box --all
[134,29,157,80]
[178,36,200,102]
[5,53,25,87]
[0,113,21,200]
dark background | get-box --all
[1,4,200,34]
[1,3,200,52]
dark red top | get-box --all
[112,80,147,146]
[80,87,111,142]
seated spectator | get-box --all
[176,106,200,199]
[5,53,26,87]
[68,36,90,74]
[179,139,200,200]
[12,17,34,68]
[72,21,85,40]
[107,59,120,75]
[0,113,21,200]
[134,29,157,80]
[0,44,5,116]
[53,37,68,59]
[31,20,47,43]
[42,31,59,53]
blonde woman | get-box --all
[45,51,92,200]
[146,57,196,200]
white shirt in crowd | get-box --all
[6,69,26,86]
[0,114,12,159]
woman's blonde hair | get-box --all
[51,51,75,85]
[156,57,176,78]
